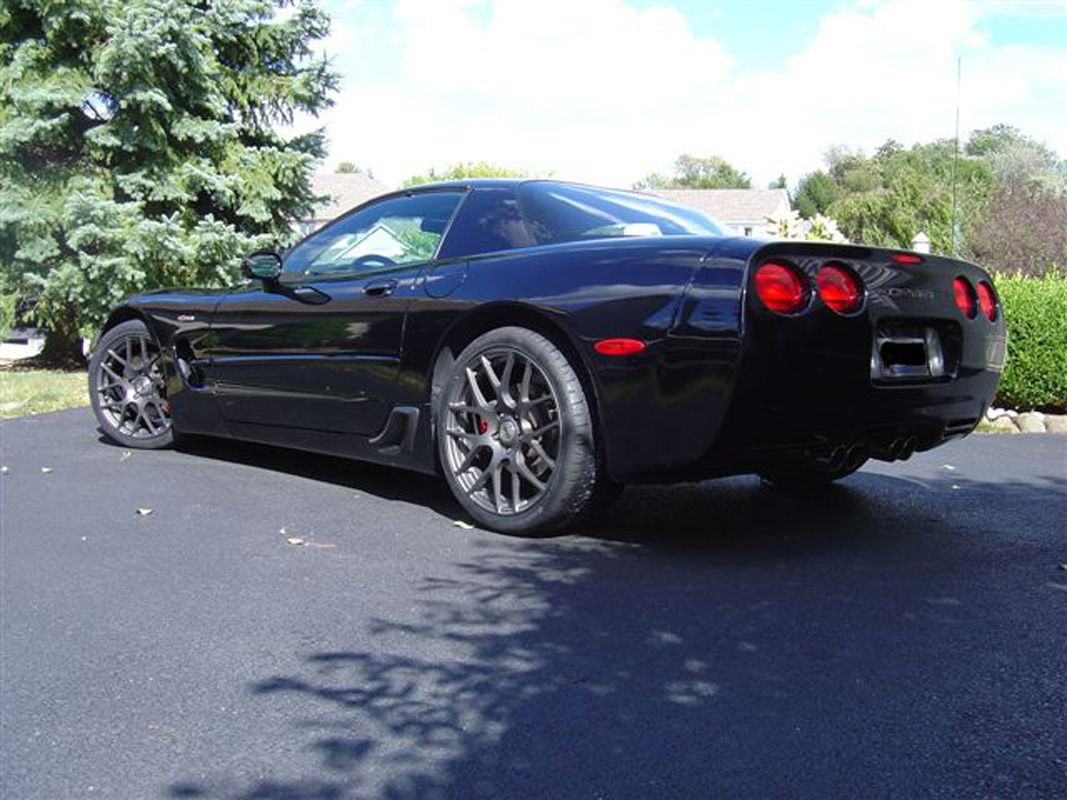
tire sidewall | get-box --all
[437,327,597,536]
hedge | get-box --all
[993,273,1067,413]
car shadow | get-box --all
[157,431,461,520]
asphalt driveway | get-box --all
[1,408,1065,799]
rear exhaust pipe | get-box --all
[845,443,868,471]
[871,437,904,462]
[899,436,919,461]
[827,445,847,472]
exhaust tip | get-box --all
[900,436,919,461]
[845,443,868,470]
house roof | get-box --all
[646,188,790,225]
[309,172,391,220]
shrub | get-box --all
[993,273,1067,412]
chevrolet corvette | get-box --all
[89,180,1006,534]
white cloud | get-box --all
[303,0,1067,189]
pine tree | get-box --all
[0,0,338,362]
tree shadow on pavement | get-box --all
[166,467,1067,799]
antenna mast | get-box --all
[950,56,962,256]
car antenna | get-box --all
[950,55,962,257]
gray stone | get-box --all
[1017,412,1047,433]
[1044,414,1067,434]
[986,415,1019,433]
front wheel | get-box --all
[436,327,612,535]
[89,320,174,449]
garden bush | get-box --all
[993,273,1067,412]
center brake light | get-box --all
[817,264,863,314]
[754,261,807,314]
[891,253,924,264]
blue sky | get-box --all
[301,0,1067,188]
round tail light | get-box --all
[755,261,807,314]
[953,276,977,319]
[817,264,863,314]
[976,281,997,321]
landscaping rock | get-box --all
[985,407,1011,421]
[1044,414,1067,435]
[986,415,1019,433]
[1017,412,1046,433]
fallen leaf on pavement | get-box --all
[941,464,956,471]
[120,451,132,461]
[40,467,53,474]
[0,466,8,474]
[453,520,475,530]
[135,508,154,516]
[286,537,306,546]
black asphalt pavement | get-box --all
[1,407,1065,799]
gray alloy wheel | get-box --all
[88,320,174,449]
[443,345,562,516]
[437,326,610,535]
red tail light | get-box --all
[817,264,863,314]
[891,253,924,264]
[953,277,976,318]
[755,261,807,314]
[594,338,646,356]
[976,281,997,321]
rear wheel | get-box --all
[437,326,614,535]
[89,320,174,450]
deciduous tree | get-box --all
[634,154,751,190]
[403,161,528,188]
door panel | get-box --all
[204,188,467,437]
[204,268,420,436]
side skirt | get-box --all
[224,404,437,476]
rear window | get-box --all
[517,183,725,245]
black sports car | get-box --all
[89,180,1006,534]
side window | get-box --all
[436,187,535,259]
[283,190,465,279]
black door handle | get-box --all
[363,279,398,297]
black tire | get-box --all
[436,326,613,535]
[89,319,174,450]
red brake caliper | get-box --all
[478,419,488,434]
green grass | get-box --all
[0,369,89,419]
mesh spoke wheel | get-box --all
[443,347,562,516]
[94,331,171,440]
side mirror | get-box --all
[241,251,283,283]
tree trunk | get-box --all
[38,328,87,369]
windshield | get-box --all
[517,182,726,245]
